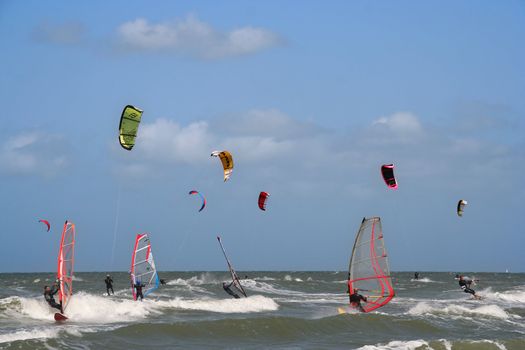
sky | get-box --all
[0,1,524,273]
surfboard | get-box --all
[54,312,68,321]
[337,307,347,314]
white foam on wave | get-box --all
[407,302,510,319]
[167,273,221,287]
[254,276,276,281]
[15,292,157,323]
[163,295,278,313]
[33,278,41,283]
[410,277,438,283]
[484,289,525,304]
[358,339,507,350]
[357,339,431,350]
[0,328,60,344]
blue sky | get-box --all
[0,1,524,272]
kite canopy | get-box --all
[381,164,398,189]
[39,219,50,232]
[347,217,394,313]
[211,150,234,181]
[57,221,75,314]
[119,105,143,151]
[258,192,270,211]
[457,199,468,217]
[189,190,206,212]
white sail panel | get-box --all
[130,233,159,300]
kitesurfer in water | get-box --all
[457,275,480,299]
[44,280,61,311]
[104,274,114,295]
[134,280,145,301]
[349,288,367,312]
[414,272,419,280]
[160,279,167,285]
[222,282,240,299]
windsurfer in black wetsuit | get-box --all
[44,280,62,311]
[457,275,480,299]
[349,288,367,312]
[222,282,240,299]
[105,274,114,295]
[134,280,145,301]
[414,272,419,280]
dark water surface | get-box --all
[1,271,524,349]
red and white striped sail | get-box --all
[130,233,159,300]
[57,221,75,313]
[347,217,394,312]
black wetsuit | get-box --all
[349,293,367,312]
[414,272,419,280]
[134,283,144,301]
[223,282,240,299]
[105,277,114,295]
[459,278,476,295]
[44,285,61,311]
[160,279,167,285]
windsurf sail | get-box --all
[217,236,247,297]
[347,217,394,313]
[119,105,143,151]
[57,221,75,314]
[130,233,159,300]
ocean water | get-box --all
[0,271,523,349]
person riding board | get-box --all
[457,274,481,299]
[105,274,114,295]
[222,281,240,299]
[134,279,145,301]
[44,279,61,311]
[414,272,419,280]
[349,288,367,312]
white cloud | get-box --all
[370,112,424,144]
[33,21,85,45]
[0,132,69,176]
[116,16,282,59]
[112,109,521,197]
[136,119,213,164]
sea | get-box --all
[0,271,523,349]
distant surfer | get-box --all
[105,274,114,295]
[44,280,61,311]
[134,280,145,301]
[349,288,367,312]
[160,279,167,285]
[222,282,240,299]
[414,272,419,280]
[456,274,481,299]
